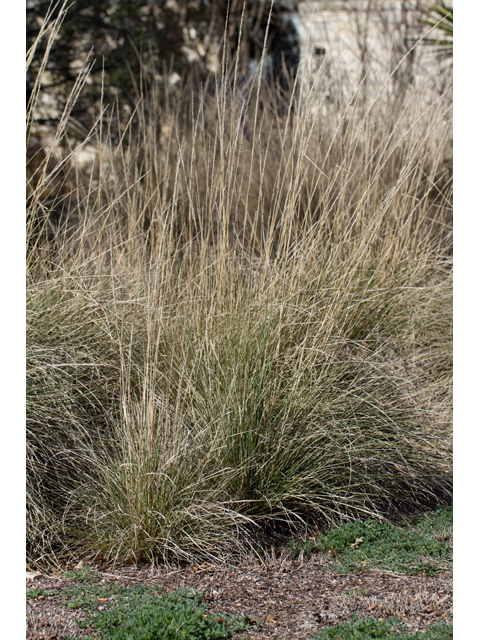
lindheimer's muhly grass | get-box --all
[27,3,452,570]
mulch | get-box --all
[26,549,452,640]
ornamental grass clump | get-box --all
[27,4,452,569]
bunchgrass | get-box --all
[27,3,452,569]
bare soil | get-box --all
[26,550,452,639]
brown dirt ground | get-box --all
[26,549,452,640]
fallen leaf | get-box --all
[351,537,364,549]
[266,615,275,623]
[26,571,43,581]
[191,564,208,573]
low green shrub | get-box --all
[289,506,452,574]
[65,566,103,582]
[74,585,249,640]
[310,615,452,639]
[26,587,56,599]
[28,570,253,640]
[410,505,453,537]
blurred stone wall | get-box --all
[295,1,451,104]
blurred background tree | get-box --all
[27,0,301,133]
[27,0,203,129]
[220,1,300,89]
[26,0,302,251]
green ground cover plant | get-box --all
[74,586,249,640]
[288,505,452,574]
[27,2,452,571]
[26,587,57,599]
[65,567,103,582]
[27,557,452,640]
[310,615,452,640]
[410,505,453,537]
[28,568,251,639]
